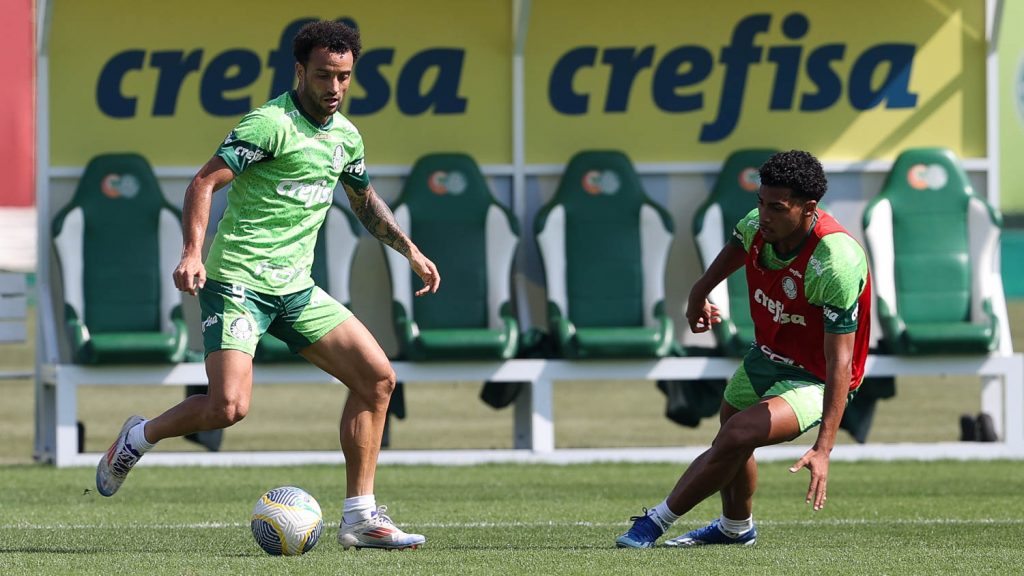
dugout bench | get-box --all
[37,353,1024,467]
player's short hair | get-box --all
[293,20,362,65]
[758,150,827,202]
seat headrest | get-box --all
[397,152,500,222]
[71,152,166,215]
[881,147,974,205]
[552,150,648,212]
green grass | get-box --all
[1,461,1022,575]
[1,302,1023,572]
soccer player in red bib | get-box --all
[617,150,871,548]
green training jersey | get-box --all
[205,91,370,295]
[732,208,867,334]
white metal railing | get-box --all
[38,354,1024,467]
[0,271,31,380]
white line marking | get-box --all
[2,518,1022,530]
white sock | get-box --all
[649,500,680,531]
[125,420,154,455]
[343,495,376,524]
[718,515,753,538]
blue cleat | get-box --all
[615,510,665,548]
[664,518,757,547]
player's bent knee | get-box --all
[353,371,396,408]
[371,372,396,405]
[714,419,763,452]
[207,400,249,428]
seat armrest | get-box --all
[651,301,675,357]
[981,298,1000,351]
[168,306,188,362]
[711,317,750,357]
[653,308,675,358]
[499,309,520,360]
[875,298,906,353]
[65,317,93,364]
[547,302,577,359]
[392,301,420,360]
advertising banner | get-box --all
[50,0,512,166]
[526,0,986,163]
[51,1,986,167]
[1,0,34,206]
[999,0,1024,214]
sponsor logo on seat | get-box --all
[738,167,760,192]
[100,173,140,199]
[907,163,948,190]
[581,170,620,195]
[428,170,467,195]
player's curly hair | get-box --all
[758,150,828,202]
[293,20,362,64]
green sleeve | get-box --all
[339,134,370,190]
[732,208,760,252]
[805,234,868,334]
[216,111,280,174]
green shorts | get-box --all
[724,348,856,433]
[198,278,353,357]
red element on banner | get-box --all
[0,0,35,207]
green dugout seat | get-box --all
[693,149,778,356]
[255,200,361,361]
[535,150,674,359]
[863,147,1002,354]
[52,153,187,364]
[384,153,520,361]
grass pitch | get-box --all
[2,302,1023,573]
[1,460,1023,575]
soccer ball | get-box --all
[250,486,324,556]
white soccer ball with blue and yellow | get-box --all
[250,486,323,556]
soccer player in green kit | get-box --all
[617,150,871,548]
[97,20,437,551]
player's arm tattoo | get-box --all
[347,183,413,256]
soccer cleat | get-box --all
[95,415,146,497]
[664,518,757,547]
[615,509,665,548]
[337,505,426,550]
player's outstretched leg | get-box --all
[95,415,146,497]
[664,518,757,547]
[337,505,426,550]
[615,509,666,548]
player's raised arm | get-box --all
[686,241,746,332]
[343,180,440,295]
[174,156,235,295]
